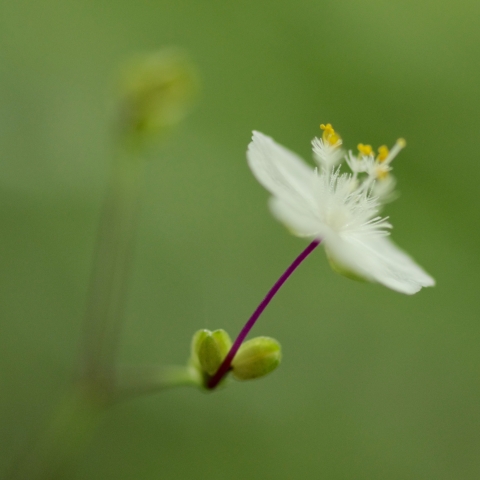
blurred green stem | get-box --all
[113,365,202,402]
[11,146,148,477]
[10,49,201,479]
[81,147,145,393]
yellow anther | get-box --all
[320,123,334,135]
[320,123,341,146]
[377,145,389,163]
[357,143,373,156]
[396,138,406,148]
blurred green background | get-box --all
[1,0,480,478]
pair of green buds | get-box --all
[190,329,281,388]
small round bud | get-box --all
[231,337,281,381]
[190,329,232,376]
[118,48,199,143]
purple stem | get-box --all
[207,239,321,389]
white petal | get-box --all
[325,234,435,294]
[247,131,316,211]
[269,197,323,238]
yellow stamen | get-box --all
[320,123,341,146]
[320,123,334,135]
[396,138,406,148]
[377,145,389,163]
[357,143,373,156]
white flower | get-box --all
[246,125,435,294]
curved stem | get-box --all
[207,239,321,389]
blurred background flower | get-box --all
[1,0,479,478]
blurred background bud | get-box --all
[190,329,232,377]
[231,337,281,381]
[117,48,199,144]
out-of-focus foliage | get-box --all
[1,0,479,479]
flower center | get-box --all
[326,204,352,231]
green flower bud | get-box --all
[190,329,232,376]
[231,337,281,381]
[190,329,209,371]
[118,48,199,143]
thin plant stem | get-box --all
[113,365,201,403]
[80,149,145,391]
[207,239,321,389]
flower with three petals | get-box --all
[246,125,435,294]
